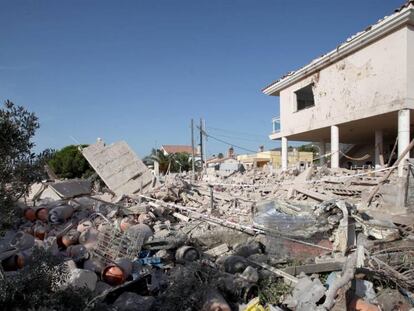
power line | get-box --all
[207,126,265,139]
[201,129,257,154]
[209,132,268,144]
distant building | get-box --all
[206,147,236,167]
[206,147,245,175]
[237,149,313,170]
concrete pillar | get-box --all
[398,109,410,176]
[154,160,160,177]
[331,125,339,169]
[319,141,326,166]
[281,137,288,171]
[375,130,384,169]
[293,148,298,163]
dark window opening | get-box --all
[295,84,315,111]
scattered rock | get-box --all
[68,268,98,291]
[113,292,155,311]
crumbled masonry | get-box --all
[1,140,414,311]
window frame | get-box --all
[293,83,315,112]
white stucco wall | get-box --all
[408,25,414,105]
[275,27,411,139]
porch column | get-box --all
[375,130,384,169]
[319,140,326,166]
[281,137,288,171]
[398,109,410,176]
[331,125,339,169]
[154,160,160,177]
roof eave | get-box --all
[262,7,414,96]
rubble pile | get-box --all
[1,140,414,311]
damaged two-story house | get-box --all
[263,1,414,176]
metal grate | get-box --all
[92,225,145,265]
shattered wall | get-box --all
[276,26,411,138]
[82,141,157,196]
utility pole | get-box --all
[199,118,204,172]
[191,119,195,182]
[203,118,207,169]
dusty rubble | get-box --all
[1,140,414,311]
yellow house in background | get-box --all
[237,149,313,169]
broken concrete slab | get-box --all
[82,140,158,196]
[48,179,92,199]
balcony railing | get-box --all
[272,116,280,133]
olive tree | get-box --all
[0,100,49,232]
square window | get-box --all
[295,84,315,111]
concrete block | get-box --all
[379,177,407,213]
[68,268,98,291]
[205,243,229,257]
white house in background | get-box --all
[263,1,414,176]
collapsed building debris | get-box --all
[2,0,414,309]
[1,139,414,311]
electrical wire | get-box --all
[202,130,258,153]
[209,132,268,144]
[207,126,265,139]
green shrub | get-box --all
[49,145,94,179]
[0,248,93,311]
[0,100,43,233]
[258,277,292,305]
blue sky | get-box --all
[0,0,404,157]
